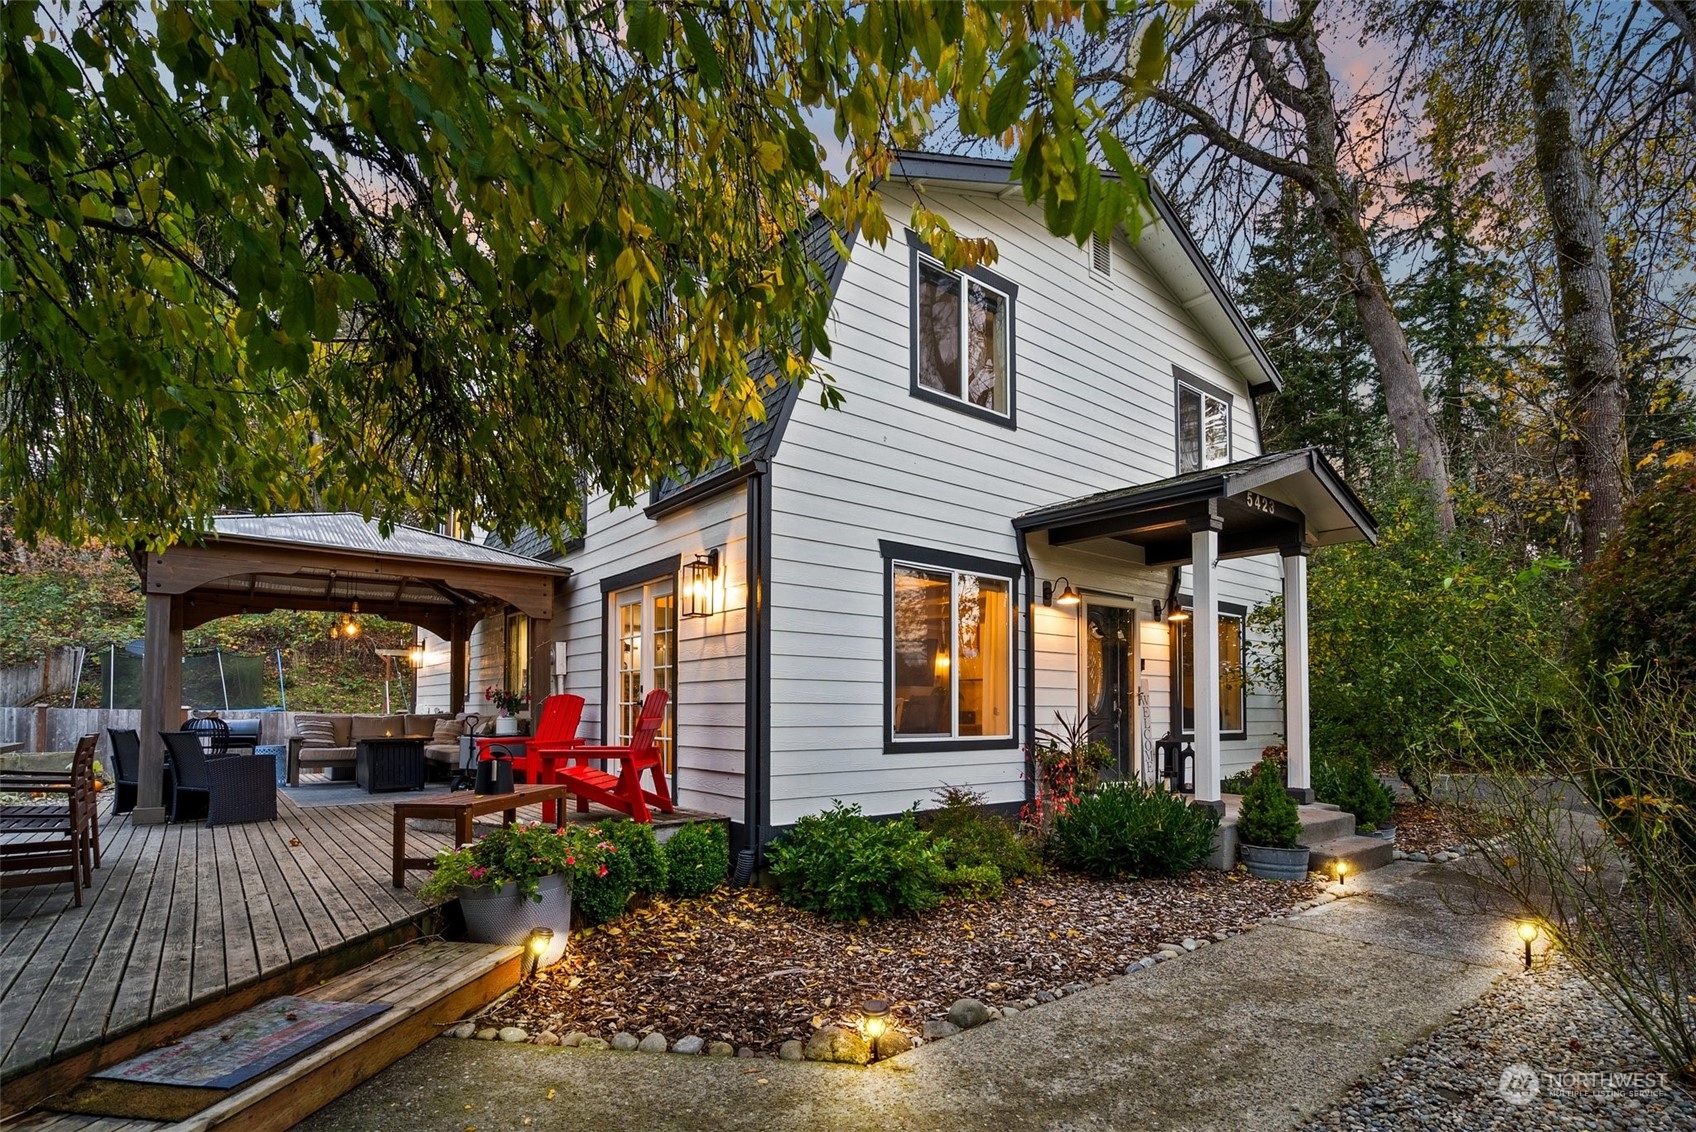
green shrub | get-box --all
[571,823,659,926]
[1328,751,1394,832]
[767,803,948,920]
[663,821,729,899]
[939,863,1005,901]
[1578,464,1696,684]
[1236,759,1303,849]
[601,818,667,895]
[921,786,1042,881]
[1044,781,1221,878]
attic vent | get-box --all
[1090,233,1111,277]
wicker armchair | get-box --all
[161,731,278,827]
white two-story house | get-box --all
[419,151,1376,861]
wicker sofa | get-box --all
[286,713,460,785]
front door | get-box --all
[1085,605,1135,780]
[608,579,676,775]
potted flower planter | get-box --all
[493,715,521,736]
[1239,842,1312,880]
[420,822,615,972]
[459,873,571,966]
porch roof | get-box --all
[140,512,571,635]
[1013,448,1376,566]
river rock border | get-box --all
[444,881,1364,1060]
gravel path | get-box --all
[1299,956,1694,1131]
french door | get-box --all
[1084,603,1135,780]
[608,579,676,774]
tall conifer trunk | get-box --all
[1517,0,1628,562]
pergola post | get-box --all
[1282,545,1314,803]
[449,614,468,715]
[135,592,182,825]
[1189,513,1224,810]
[528,615,552,717]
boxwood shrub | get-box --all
[663,820,729,899]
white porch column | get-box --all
[1282,545,1314,803]
[1190,514,1224,808]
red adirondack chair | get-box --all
[555,689,674,823]
[474,694,586,822]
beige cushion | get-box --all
[349,715,399,740]
[405,713,443,738]
[295,718,339,749]
[430,718,464,743]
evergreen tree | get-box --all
[1239,184,1387,481]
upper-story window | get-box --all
[1175,370,1232,473]
[907,231,1017,427]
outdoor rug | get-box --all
[51,997,389,1120]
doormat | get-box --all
[53,997,389,1120]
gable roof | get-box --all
[884,151,1284,396]
[645,213,854,515]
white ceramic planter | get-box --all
[493,715,520,736]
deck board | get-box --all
[0,792,454,1083]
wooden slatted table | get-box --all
[389,784,572,888]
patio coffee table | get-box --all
[390,783,571,888]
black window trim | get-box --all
[1173,367,1234,474]
[1172,596,1250,743]
[905,228,1019,430]
[880,539,1021,754]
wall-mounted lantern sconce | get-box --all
[1042,577,1081,608]
[682,548,720,619]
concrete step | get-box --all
[1308,834,1396,878]
[1220,796,1357,843]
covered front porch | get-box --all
[1016,447,1377,808]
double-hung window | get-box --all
[1172,603,1248,739]
[908,232,1017,425]
[1175,371,1232,473]
[884,543,1015,750]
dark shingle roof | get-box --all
[647,213,853,510]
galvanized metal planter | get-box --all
[458,872,571,966]
[1239,843,1311,881]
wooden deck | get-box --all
[0,789,461,1086]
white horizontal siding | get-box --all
[767,185,1285,821]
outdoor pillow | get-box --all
[296,719,338,748]
[431,718,464,743]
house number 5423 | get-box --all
[1243,492,1277,514]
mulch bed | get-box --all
[481,868,1327,1052]
[1392,799,1482,856]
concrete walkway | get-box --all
[300,862,1527,1131]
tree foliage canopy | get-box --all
[2,0,1167,549]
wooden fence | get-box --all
[0,708,293,754]
[0,647,84,708]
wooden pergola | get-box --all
[132,513,570,824]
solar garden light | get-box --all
[527,927,555,979]
[1517,921,1538,971]
[859,999,891,1059]
[1333,860,1348,887]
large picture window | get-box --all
[908,232,1017,426]
[1176,372,1231,473]
[1173,604,1247,738]
[887,552,1013,746]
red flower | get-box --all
[597,863,608,878]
